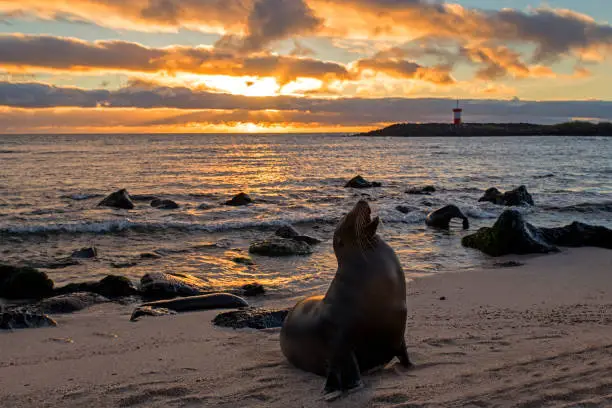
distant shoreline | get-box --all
[356,121,612,137]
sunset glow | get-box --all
[1,1,612,133]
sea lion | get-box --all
[280,200,411,400]
[425,205,469,229]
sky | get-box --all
[1,0,612,133]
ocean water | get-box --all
[1,134,611,301]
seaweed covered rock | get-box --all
[39,292,109,314]
[213,308,289,329]
[479,185,534,206]
[225,192,253,206]
[406,185,436,195]
[0,265,54,300]
[249,238,313,257]
[54,275,137,298]
[98,189,134,209]
[139,272,211,299]
[344,175,381,189]
[462,210,557,256]
[1,310,57,330]
[151,199,179,209]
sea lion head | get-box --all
[333,200,380,256]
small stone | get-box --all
[225,193,253,206]
[98,189,134,209]
[71,247,97,259]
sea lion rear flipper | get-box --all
[396,339,413,368]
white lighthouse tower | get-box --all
[452,100,463,125]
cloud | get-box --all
[355,57,455,85]
[0,34,351,84]
[2,81,611,128]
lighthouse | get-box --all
[452,100,463,125]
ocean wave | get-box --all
[542,201,612,213]
[0,215,341,236]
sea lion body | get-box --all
[426,205,469,229]
[280,200,411,398]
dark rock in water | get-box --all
[464,211,612,257]
[54,275,137,298]
[249,238,313,257]
[462,210,556,257]
[71,247,97,259]
[237,283,265,297]
[406,185,436,195]
[130,306,176,321]
[98,189,135,209]
[493,261,525,268]
[130,194,159,202]
[426,205,469,229]
[232,256,254,266]
[396,205,417,214]
[197,203,214,210]
[0,265,54,300]
[140,272,211,299]
[479,185,534,206]
[39,292,109,314]
[213,308,289,329]
[1,310,57,330]
[151,199,179,209]
[131,293,248,321]
[31,259,80,270]
[111,261,138,269]
[140,252,162,259]
[225,192,253,206]
[275,225,322,245]
[533,173,555,179]
[275,225,300,239]
[345,175,381,189]
[539,222,612,249]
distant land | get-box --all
[356,121,612,137]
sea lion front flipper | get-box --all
[396,339,414,368]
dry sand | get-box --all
[1,247,611,408]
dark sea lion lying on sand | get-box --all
[280,200,411,400]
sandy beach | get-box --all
[1,247,611,408]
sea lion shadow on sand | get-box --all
[280,200,412,401]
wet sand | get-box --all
[0,247,611,407]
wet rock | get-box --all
[197,203,214,210]
[139,272,211,299]
[151,199,179,210]
[225,192,253,206]
[140,252,162,259]
[249,238,313,257]
[232,256,254,266]
[39,292,109,314]
[275,225,322,245]
[213,308,289,329]
[131,293,248,321]
[462,210,556,257]
[98,189,135,209]
[479,185,534,206]
[275,225,300,239]
[0,310,57,330]
[111,261,138,269]
[406,185,436,195]
[345,175,382,189]
[539,222,612,249]
[396,205,417,214]
[426,205,469,229]
[71,247,97,259]
[54,275,137,298]
[237,283,265,297]
[0,265,54,300]
[130,306,176,321]
[31,259,80,270]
